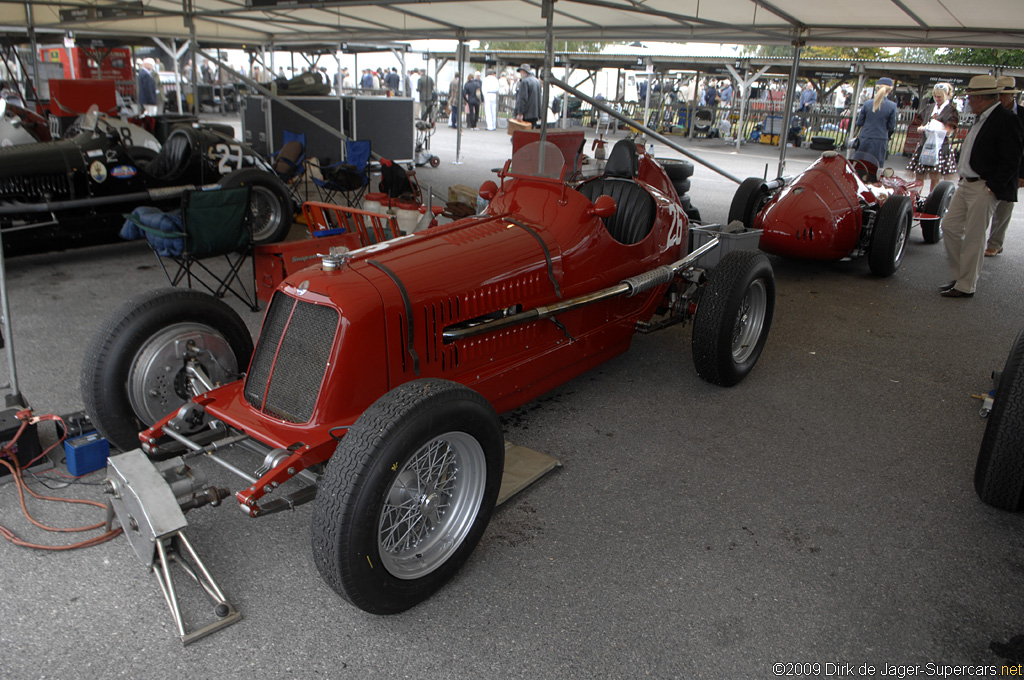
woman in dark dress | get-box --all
[853,77,898,168]
[906,82,959,193]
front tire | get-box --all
[692,250,775,387]
[975,329,1024,511]
[219,168,293,244]
[80,288,253,452]
[311,379,504,614]
[727,177,771,229]
[868,195,912,277]
[920,181,955,244]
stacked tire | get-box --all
[809,136,836,151]
[661,159,702,224]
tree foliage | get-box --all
[939,48,1024,67]
[740,45,890,59]
[891,47,939,63]
[479,40,604,53]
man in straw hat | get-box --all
[939,74,1023,298]
[985,75,1024,257]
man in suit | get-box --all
[940,75,1024,298]
[986,75,1024,256]
[513,64,542,128]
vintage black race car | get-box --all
[0,108,293,253]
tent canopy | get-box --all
[4,0,1024,50]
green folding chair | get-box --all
[128,186,259,311]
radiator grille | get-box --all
[244,292,339,423]
[0,173,71,202]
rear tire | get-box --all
[868,195,912,277]
[975,329,1024,511]
[80,288,253,452]
[219,168,293,244]
[692,250,775,386]
[921,181,955,244]
[728,177,771,229]
[311,379,504,614]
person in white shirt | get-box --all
[481,70,500,131]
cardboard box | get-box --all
[448,184,477,205]
[507,118,533,135]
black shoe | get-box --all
[940,288,974,298]
[938,281,956,291]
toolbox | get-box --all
[688,224,763,268]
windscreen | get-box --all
[507,141,566,181]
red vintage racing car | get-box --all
[85,137,776,622]
[728,150,954,277]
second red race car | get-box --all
[728,150,955,277]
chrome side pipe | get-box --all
[443,237,719,342]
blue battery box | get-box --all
[64,432,110,476]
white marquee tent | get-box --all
[3,0,1024,50]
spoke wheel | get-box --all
[312,379,503,615]
[378,432,487,579]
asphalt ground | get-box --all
[1,117,1023,679]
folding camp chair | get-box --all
[312,139,371,207]
[123,186,259,312]
[269,130,306,203]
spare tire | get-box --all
[81,288,253,452]
[661,158,695,181]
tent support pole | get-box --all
[777,31,804,177]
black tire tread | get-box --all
[920,181,955,244]
[80,288,253,452]
[868,194,911,277]
[728,177,770,228]
[975,328,1024,511]
[691,250,775,386]
[311,378,503,614]
[662,159,695,181]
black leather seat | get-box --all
[144,129,194,182]
[577,139,655,245]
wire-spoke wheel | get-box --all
[312,379,503,615]
[378,432,487,579]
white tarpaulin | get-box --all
[2,0,1023,49]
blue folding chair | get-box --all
[312,139,371,207]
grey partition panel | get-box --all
[239,95,413,164]
[351,97,414,162]
[270,97,346,165]
[240,96,271,156]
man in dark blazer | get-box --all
[940,74,1024,298]
[986,75,1024,256]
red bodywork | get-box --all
[756,151,923,261]
[141,138,690,515]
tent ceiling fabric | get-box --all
[3,0,1023,49]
